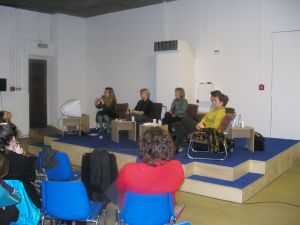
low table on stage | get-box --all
[228,126,255,151]
[139,124,168,137]
[111,120,136,143]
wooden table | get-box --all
[228,126,255,151]
[111,120,136,143]
[62,117,81,136]
[139,124,168,137]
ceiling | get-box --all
[0,0,175,18]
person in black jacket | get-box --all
[0,123,40,208]
[95,87,118,137]
[131,88,154,122]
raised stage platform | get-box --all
[29,132,300,203]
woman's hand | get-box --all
[196,122,205,130]
[14,144,24,155]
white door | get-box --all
[271,31,300,140]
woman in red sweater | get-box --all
[116,126,184,207]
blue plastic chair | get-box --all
[120,192,176,225]
[40,151,80,181]
[41,180,106,225]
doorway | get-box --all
[29,58,47,128]
[271,31,300,139]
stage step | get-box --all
[187,173,263,189]
[190,160,251,181]
[181,172,265,203]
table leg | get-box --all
[247,128,255,152]
[128,122,136,142]
[111,122,119,143]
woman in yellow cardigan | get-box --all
[175,93,229,152]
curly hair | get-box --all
[139,127,175,166]
[0,123,16,151]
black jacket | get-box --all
[2,150,41,208]
[134,99,154,116]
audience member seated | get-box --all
[0,123,40,208]
[162,87,188,131]
[175,92,229,152]
[130,88,154,122]
[116,127,184,207]
[95,87,118,137]
[0,111,12,123]
[0,154,19,225]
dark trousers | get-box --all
[175,117,198,147]
[0,205,19,225]
[162,112,182,125]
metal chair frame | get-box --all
[187,114,235,161]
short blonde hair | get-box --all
[140,88,150,97]
[0,111,12,123]
[175,87,185,98]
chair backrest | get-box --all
[42,180,90,220]
[149,102,163,120]
[186,104,199,119]
[219,113,235,134]
[121,192,174,225]
[116,103,129,119]
[44,152,74,181]
[225,107,236,116]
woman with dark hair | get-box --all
[0,154,19,225]
[175,93,229,152]
[95,87,118,137]
[116,127,184,206]
[162,87,188,128]
[0,123,40,208]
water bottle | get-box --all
[238,115,242,128]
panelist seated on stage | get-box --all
[162,87,188,129]
[174,92,229,152]
[130,88,154,122]
[95,87,118,136]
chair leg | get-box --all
[102,209,107,225]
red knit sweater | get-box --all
[116,160,184,207]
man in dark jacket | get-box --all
[131,88,154,122]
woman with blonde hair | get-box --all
[162,87,188,128]
[95,87,118,137]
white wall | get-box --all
[86,0,300,136]
[0,6,53,135]
[0,6,87,135]
[86,4,165,125]
[1,0,299,137]
[50,14,87,128]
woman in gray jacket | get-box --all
[162,87,188,128]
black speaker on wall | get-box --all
[0,79,7,92]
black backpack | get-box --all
[81,149,118,202]
[254,132,265,151]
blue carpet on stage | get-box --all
[48,132,299,167]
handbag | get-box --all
[0,180,21,207]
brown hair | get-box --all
[0,153,9,178]
[175,87,185,98]
[216,93,229,106]
[139,127,175,166]
[104,87,117,106]
[210,90,222,97]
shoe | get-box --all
[176,147,184,153]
